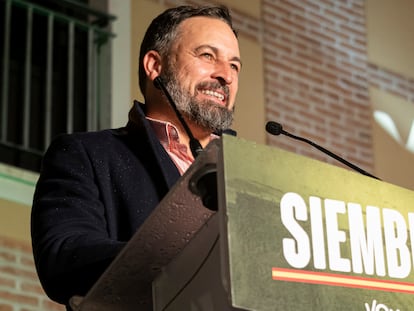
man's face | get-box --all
[161,16,241,132]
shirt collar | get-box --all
[146,117,219,150]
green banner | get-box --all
[219,135,414,311]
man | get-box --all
[31,4,241,309]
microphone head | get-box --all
[265,121,283,136]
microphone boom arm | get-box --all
[266,121,380,180]
[154,77,203,158]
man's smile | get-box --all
[197,84,229,106]
[200,89,225,103]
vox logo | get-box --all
[364,299,400,311]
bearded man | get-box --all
[31,5,241,310]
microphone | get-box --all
[265,121,380,180]
[153,76,203,158]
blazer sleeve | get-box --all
[31,134,126,304]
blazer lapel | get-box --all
[126,101,180,190]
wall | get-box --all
[262,0,414,190]
[366,0,414,79]
[366,0,414,190]
[110,0,132,128]
[0,165,64,310]
[263,0,374,173]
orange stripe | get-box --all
[272,267,414,294]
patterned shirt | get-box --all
[147,117,217,175]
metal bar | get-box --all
[23,6,33,148]
[11,0,115,38]
[54,0,116,22]
[44,13,54,149]
[66,21,74,133]
[1,0,11,142]
[87,28,96,131]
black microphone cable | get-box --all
[154,76,203,158]
[266,121,380,180]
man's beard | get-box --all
[161,68,234,133]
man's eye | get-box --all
[201,53,213,60]
[231,63,240,72]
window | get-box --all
[0,0,115,171]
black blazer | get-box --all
[31,101,181,305]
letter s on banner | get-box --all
[280,192,311,268]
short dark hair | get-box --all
[138,5,237,96]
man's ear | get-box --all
[143,50,162,82]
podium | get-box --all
[71,135,414,310]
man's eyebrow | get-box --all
[232,56,243,68]
[195,44,242,66]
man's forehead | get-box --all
[175,16,240,53]
[177,16,235,37]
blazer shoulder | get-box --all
[48,128,126,148]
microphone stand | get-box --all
[266,121,380,180]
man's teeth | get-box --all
[201,90,224,101]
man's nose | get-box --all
[212,61,234,85]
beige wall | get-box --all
[131,0,265,144]
[0,164,37,242]
[110,0,132,127]
[370,87,414,190]
[130,0,164,103]
[366,0,414,79]
[0,198,31,242]
[366,0,414,190]
[233,36,265,144]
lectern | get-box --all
[71,135,414,311]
